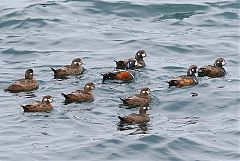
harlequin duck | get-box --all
[115,50,147,70]
[21,95,53,112]
[101,70,135,83]
[6,69,39,93]
[120,87,151,107]
[62,82,95,103]
[198,58,226,78]
[167,65,198,87]
[51,58,84,79]
[118,104,150,124]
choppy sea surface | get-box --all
[0,0,239,161]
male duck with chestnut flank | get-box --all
[120,87,151,107]
[115,50,147,70]
[167,65,198,87]
[51,58,84,79]
[118,103,150,124]
[6,69,39,93]
[62,82,95,103]
[102,69,135,83]
[198,58,226,78]
[21,95,53,112]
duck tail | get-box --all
[166,80,178,87]
[61,93,69,99]
[197,68,207,77]
[120,97,128,105]
[21,105,28,112]
[101,72,116,82]
[118,116,125,122]
[101,73,106,83]
[51,67,56,73]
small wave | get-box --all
[0,18,61,29]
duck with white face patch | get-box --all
[21,95,53,112]
[166,65,198,88]
[115,50,147,70]
[118,103,150,124]
[198,58,226,78]
[5,69,39,93]
[62,82,95,104]
[120,87,151,108]
[51,58,84,79]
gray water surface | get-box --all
[0,0,239,161]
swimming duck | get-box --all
[6,69,39,93]
[120,87,151,107]
[118,104,150,124]
[167,65,198,87]
[51,58,84,79]
[198,58,226,78]
[101,70,135,83]
[115,50,147,70]
[21,95,53,112]
[62,82,95,103]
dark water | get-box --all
[0,0,239,160]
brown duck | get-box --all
[62,82,95,103]
[51,58,84,79]
[198,58,226,78]
[6,69,39,93]
[167,65,198,87]
[115,50,147,70]
[21,95,53,112]
[118,104,150,124]
[120,87,151,107]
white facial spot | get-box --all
[91,86,95,89]
[222,61,225,65]
[142,53,146,57]
[30,73,33,75]
[43,98,48,102]
[147,90,150,94]
[86,85,90,88]
[189,70,192,75]
[142,91,146,94]
[48,98,53,103]
[74,62,78,64]
[143,107,150,110]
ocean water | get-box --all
[0,0,239,160]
